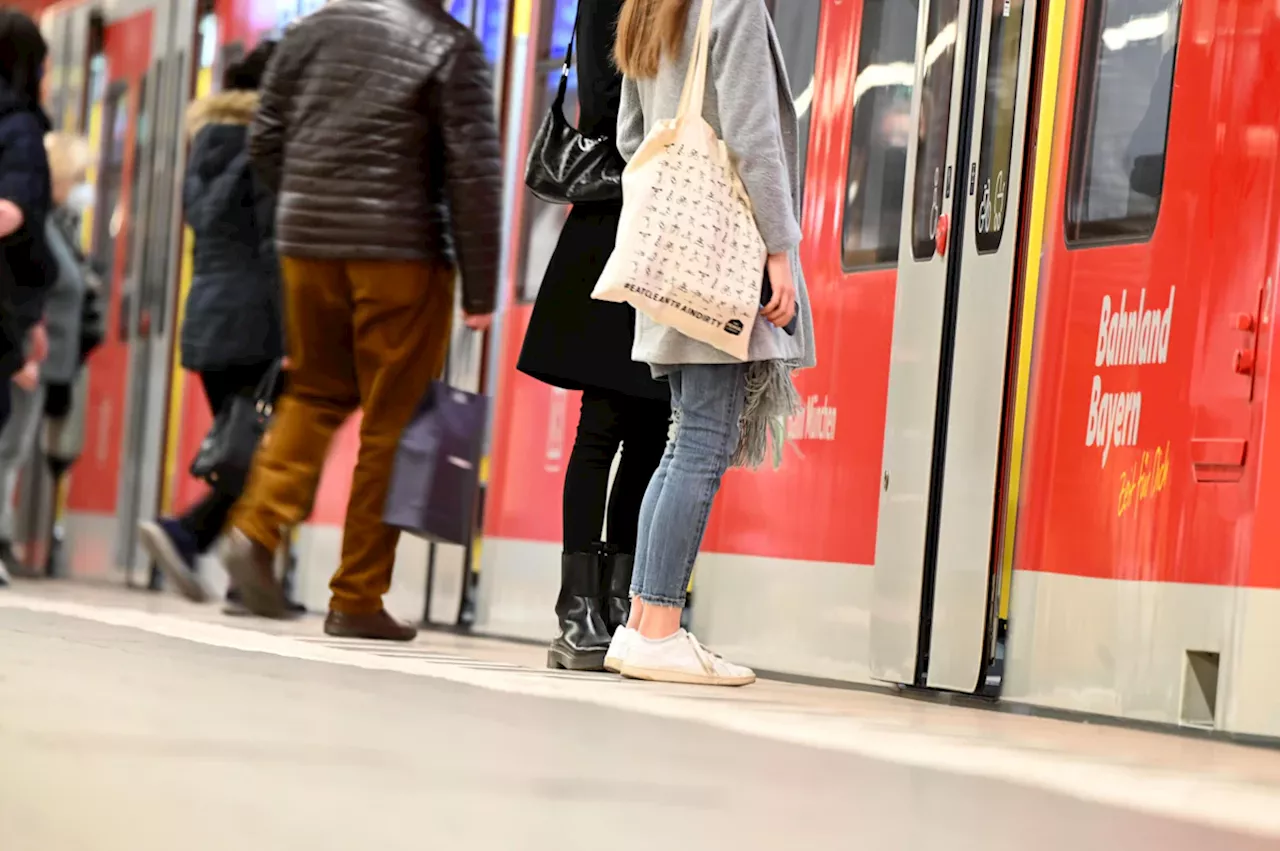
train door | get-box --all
[871,0,1040,691]
[69,1,193,584]
[417,0,510,626]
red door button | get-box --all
[936,213,950,257]
[1235,312,1255,332]
[1235,348,1256,376]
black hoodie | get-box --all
[0,78,52,377]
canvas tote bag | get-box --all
[591,0,766,361]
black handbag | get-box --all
[189,361,283,495]
[524,4,625,205]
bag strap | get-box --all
[676,0,716,121]
[253,359,284,412]
[552,4,581,111]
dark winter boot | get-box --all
[547,551,612,671]
[602,549,634,635]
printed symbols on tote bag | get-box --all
[592,0,766,360]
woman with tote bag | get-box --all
[596,0,816,686]
[518,0,672,672]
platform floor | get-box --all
[2,580,1280,850]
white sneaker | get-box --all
[620,629,756,687]
[604,626,636,673]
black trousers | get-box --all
[562,388,671,555]
[179,361,276,553]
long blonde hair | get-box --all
[44,132,92,187]
[614,0,692,79]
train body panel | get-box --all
[480,0,1280,737]
[1007,0,1280,734]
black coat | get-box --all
[0,80,53,378]
[250,0,503,315]
[179,91,283,373]
[517,0,666,402]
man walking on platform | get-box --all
[223,0,502,639]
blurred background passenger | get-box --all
[0,132,98,584]
[36,131,104,581]
[517,0,671,672]
[137,40,294,615]
[0,10,55,587]
[220,0,501,638]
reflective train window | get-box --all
[974,0,1028,253]
[765,0,823,200]
[1065,0,1181,244]
[841,0,919,270]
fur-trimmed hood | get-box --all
[185,90,259,139]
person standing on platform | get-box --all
[0,10,55,587]
[134,41,299,615]
[0,132,96,584]
[0,12,53,443]
[518,0,671,672]
[602,0,815,686]
[223,0,502,640]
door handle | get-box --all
[936,213,950,257]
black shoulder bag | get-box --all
[524,4,626,205]
[190,360,284,495]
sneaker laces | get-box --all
[685,632,729,675]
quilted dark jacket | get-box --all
[180,91,283,372]
[249,0,502,315]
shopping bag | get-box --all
[592,0,766,361]
[383,381,488,547]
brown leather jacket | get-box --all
[249,0,502,314]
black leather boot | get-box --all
[602,548,634,635]
[548,551,611,671]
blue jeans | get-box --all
[631,362,747,607]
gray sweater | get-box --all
[618,0,816,374]
[42,212,87,385]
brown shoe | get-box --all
[324,609,418,642]
[219,530,286,619]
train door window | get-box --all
[475,0,508,66]
[518,0,578,303]
[118,72,150,341]
[122,73,148,287]
[841,0,919,270]
[197,13,218,75]
[910,0,962,260]
[765,0,822,198]
[449,0,475,26]
[94,81,128,285]
[974,0,1028,252]
[520,69,579,302]
[1065,0,1181,244]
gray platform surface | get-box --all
[1,600,1277,850]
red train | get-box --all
[33,0,1280,739]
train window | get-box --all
[449,0,474,24]
[765,0,822,199]
[1065,0,1181,244]
[841,0,919,270]
[93,81,127,284]
[974,0,1027,253]
[911,0,962,260]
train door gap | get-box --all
[874,0,1041,694]
[978,4,1051,698]
[913,0,992,688]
